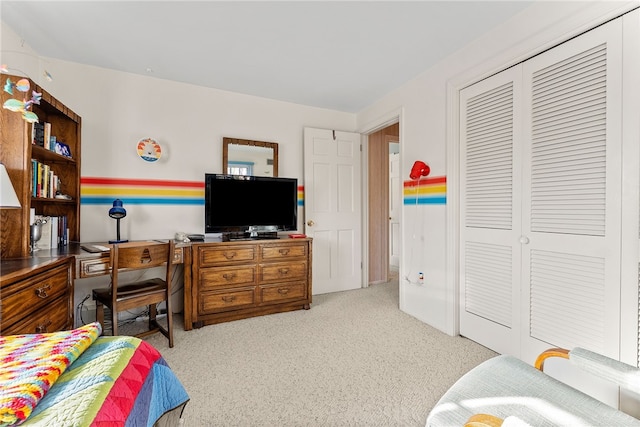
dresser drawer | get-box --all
[198,245,256,266]
[199,288,255,313]
[1,263,70,327]
[1,296,71,335]
[259,261,308,283]
[261,243,307,260]
[259,281,307,304]
[199,266,255,290]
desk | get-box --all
[1,242,191,334]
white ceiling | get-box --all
[1,1,534,113]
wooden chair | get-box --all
[93,241,175,347]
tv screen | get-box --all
[205,174,298,237]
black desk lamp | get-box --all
[108,199,128,243]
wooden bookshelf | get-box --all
[0,73,81,259]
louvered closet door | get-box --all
[520,18,623,369]
[459,67,523,356]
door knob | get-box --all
[307,220,315,227]
[519,236,530,244]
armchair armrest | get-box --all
[533,347,640,394]
[534,347,569,371]
[569,347,640,394]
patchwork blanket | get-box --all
[0,323,189,427]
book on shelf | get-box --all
[50,216,58,249]
[31,159,61,198]
[32,122,45,146]
[36,215,52,250]
[43,122,51,150]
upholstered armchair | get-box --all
[427,347,640,426]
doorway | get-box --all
[367,123,399,285]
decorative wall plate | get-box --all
[137,138,162,162]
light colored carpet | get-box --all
[144,279,497,426]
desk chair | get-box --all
[93,241,175,347]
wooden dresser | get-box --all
[187,238,312,329]
[0,256,74,335]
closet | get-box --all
[459,10,638,407]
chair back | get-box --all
[110,241,174,292]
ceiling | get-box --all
[1,1,534,113]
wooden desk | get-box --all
[1,242,188,334]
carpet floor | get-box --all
[143,279,496,426]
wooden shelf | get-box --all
[0,73,81,259]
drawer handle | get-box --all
[278,268,290,276]
[277,288,290,295]
[278,249,290,255]
[35,320,52,333]
[35,284,51,298]
[224,251,236,260]
[223,273,236,281]
[222,295,236,303]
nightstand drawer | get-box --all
[260,282,307,304]
[261,243,307,260]
[199,266,256,290]
[1,263,70,328]
[198,245,256,266]
[259,261,307,283]
[199,288,255,313]
[1,296,71,335]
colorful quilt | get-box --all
[0,323,189,427]
[0,322,102,425]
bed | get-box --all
[0,322,189,426]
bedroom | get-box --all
[1,1,640,426]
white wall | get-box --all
[1,22,356,244]
[356,1,639,334]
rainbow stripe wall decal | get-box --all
[403,176,446,205]
[81,177,306,206]
[81,177,205,205]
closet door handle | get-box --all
[519,236,530,244]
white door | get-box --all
[519,15,623,370]
[459,66,524,357]
[389,152,400,269]
[303,127,362,294]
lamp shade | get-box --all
[108,199,127,219]
[0,163,21,208]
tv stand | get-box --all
[187,238,312,329]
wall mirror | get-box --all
[223,137,278,177]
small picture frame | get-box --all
[55,141,71,158]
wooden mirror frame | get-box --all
[222,137,278,177]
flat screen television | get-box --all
[204,174,298,239]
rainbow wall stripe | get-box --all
[81,177,305,206]
[403,176,446,205]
